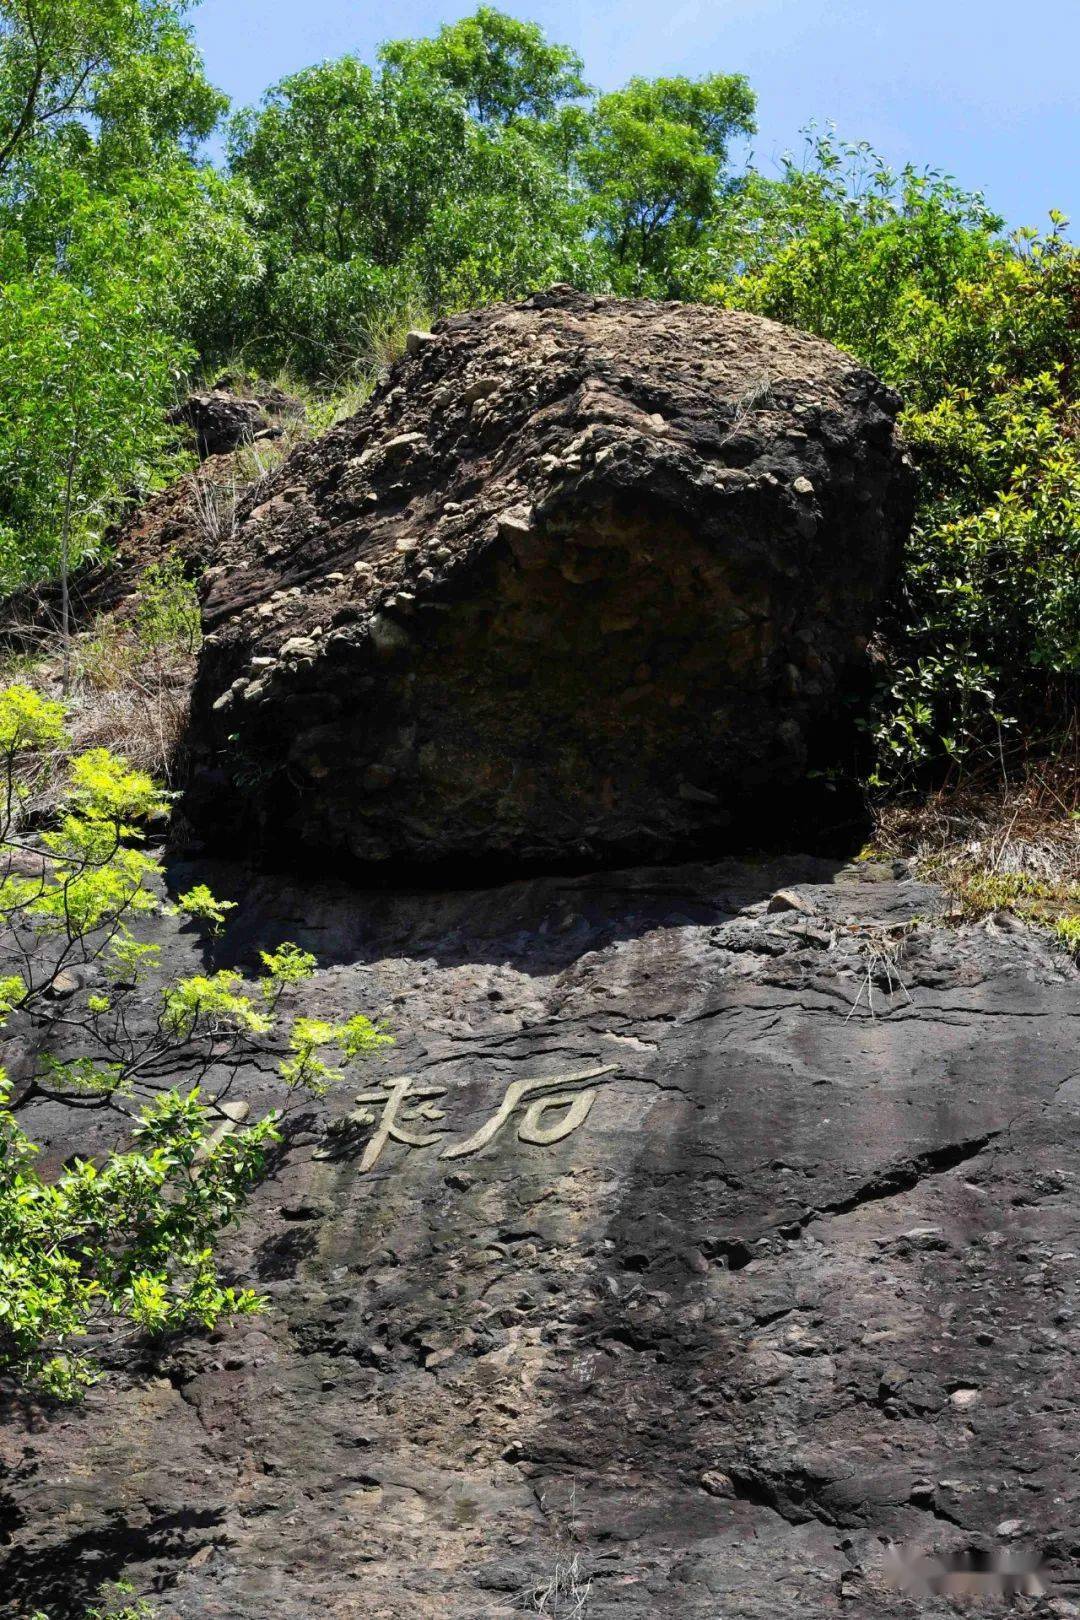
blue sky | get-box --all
[192,0,1078,231]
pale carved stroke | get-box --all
[439,1064,619,1160]
[347,1063,619,1171]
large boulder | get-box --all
[185,288,914,870]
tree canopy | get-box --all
[378,6,588,125]
[0,0,224,184]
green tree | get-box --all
[226,56,460,369]
[227,36,598,373]
[226,14,765,370]
[711,133,1080,781]
[0,0,258,590]
[378,5,588,125]
[0,207,188,638]
[0,0,224,186]
[579,73,756,290]
[0,684,392,1397]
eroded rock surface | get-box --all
[185,288,913,871]
[3,857,1079,1618]
[169,379,302,461]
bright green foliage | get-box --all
[0,1071,274,1397]
[31,1578,155,1620]
[67,746,168,825]
[0,195,191,588]
[133,556,202,655]
[279,1012,393,1095]
[279,1017,344,1094]
[175,882,237,937]
[711,134,1080,783]
[922,858,1080,955]
[705,136,1003,364]
[0,682,66,751]
[379,7,588,125]
[160,969,272,1041]
[226,44,597,373]
[338,1013,396,1063]
[0,686,394,1393]
[258,941,317,993]
[0,0,257,590]
[105,934,160,985]
[83,1580,155,1620]
[0,0,223,184]
[412,120,602,317]
[18,744,168,943]
[580,74,756,291]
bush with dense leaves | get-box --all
[0,684,392,1396]
[710,135,1080,782]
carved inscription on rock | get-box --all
[335,1064,619,1172]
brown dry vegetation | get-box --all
[872,742,1080,956]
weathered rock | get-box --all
[169,378,302,461]
[0,380,302,653]
[2,856,1078,1617]
[184,287,914,871]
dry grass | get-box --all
[188,465,242,549]
[4,574,202,805]
[326,371,379,427]
[362,293,433,373]
[871,746,1080,957]
[532,1553,592,1617]
[65,622,197,787]
[531,1486,591,1617]
[189,427,308,550]
[301,299,432,431]
[839,920,918,1021]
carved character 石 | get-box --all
[440,1064,618,1160]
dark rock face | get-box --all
[169,379,301,461]
[185,289,913,871]
[3,857,1078,1617]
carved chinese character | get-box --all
[193,1099,250,1176]
[350,1075,449,1172]
[440,1063,617,1160]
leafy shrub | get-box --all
[0,684,392,1396]
[133,557,202,656]
[712,134,1080,786]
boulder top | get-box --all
[186,286,913,873]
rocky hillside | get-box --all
[2,294,1077,1620]
[185,287,913,872]
[4,857,1079,1617]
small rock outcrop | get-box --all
[185,288,914,870]
[169,377,302,461]
[1,382,306,652]
[0,456,231,652]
